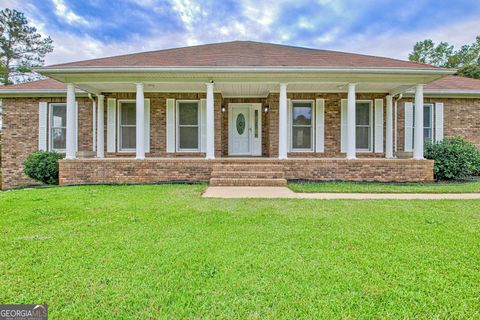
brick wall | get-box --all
[1,97,92,189]
[59,158,434,185]
[396,97,480,152]
[4,92,478,189]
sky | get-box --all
[2,0,480,65]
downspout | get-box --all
[88,93,96,153]
[393,93,403,154]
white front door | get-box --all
[228,103,262,156]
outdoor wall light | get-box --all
[221,105,226,113]
[264,105,269,113]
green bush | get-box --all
[23,151,64,185]
[424,137,480,180]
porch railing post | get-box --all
[96,94,105,158]
[66,83,76,160]
[346,83,356,160]
[278,83,288,159]
[206,82,215,159]
[385,94,394,159]
[135,83,145,159]
[413,84,424,160]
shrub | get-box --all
[424,137,480,180]
[23,151,64,185]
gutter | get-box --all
[34,66,456,75]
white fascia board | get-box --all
[0,89,87,97]
[34,66,456,75]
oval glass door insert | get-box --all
[236,113,246,134]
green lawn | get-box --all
[289,180,480,193]
[1,185,479,319]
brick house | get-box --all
[1,41,480,189]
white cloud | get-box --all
[325,17,480,60]
[52,0,90,26]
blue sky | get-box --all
[3,0,480,64]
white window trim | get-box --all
[412,103,434,148]
[176,100,201,152]
[117,99,136,152]
[290,99,315,152]
[48,102,67,152]
[356,100,374,152]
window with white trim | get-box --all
[412,103,434,148]
[118,101,136,151]
[49,103,67,151]
[177,101,200,151]
[291,101,313,151]
[356,101,372,151]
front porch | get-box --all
[59,157,434,186]
[48,70,439,185]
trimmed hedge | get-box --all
[425,137,480,180]
[23,151,64,185]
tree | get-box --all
[0,8,53,85]
[409,36,480,79]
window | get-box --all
[412,104,433,148]
[119,101,136,151]
[177,101,200,151]
[291,101,313,151]
[355,101,372,151]
[49,103,67,151]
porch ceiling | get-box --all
[74,81,417,97]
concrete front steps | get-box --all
[209,163,287,186]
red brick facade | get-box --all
[2,92,478,189]
[59,158,434,185]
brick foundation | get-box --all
[59,158,434,185]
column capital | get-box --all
[279,83,288,88]
[205,82,214,88]
[97,94,105,99]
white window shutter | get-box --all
[200,99,207,152]
[166,98,175,153]
[435,102,444,142]
[374,99,384,153]
[75,102,79,152]
[38,102,48,151]
[287,99,292,152]
[340,99,347,152]
[315,98,325,152]
[404,102,414,152]
[144,98,150,153]
[107,98,116,152]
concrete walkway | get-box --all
[202,186,480,199]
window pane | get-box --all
[292,126,312,149]
[356,103,370,125]
[254,110,258,138]
[121,127,136,149]
[424,106,432,127]
[424,128,432,142]
[52,128,66,150]
[179,102,198,125]
[121,103,136,125]
[179,127,198,149]
[292,103,312,125]
[356,127,370,149]
[52,104,66,127]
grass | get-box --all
[289,180,480,193]
[1,184,479,319]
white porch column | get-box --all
[206,82,215,159]
[66,83,76,159]
[413,84,424,159]
[278,83,288,159]
[135,83,145,159]
[96,94,105,158]
[385,95,394,159]
[346,83,356,160]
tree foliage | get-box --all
[0,8,53,85]
[409,36,480,79]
